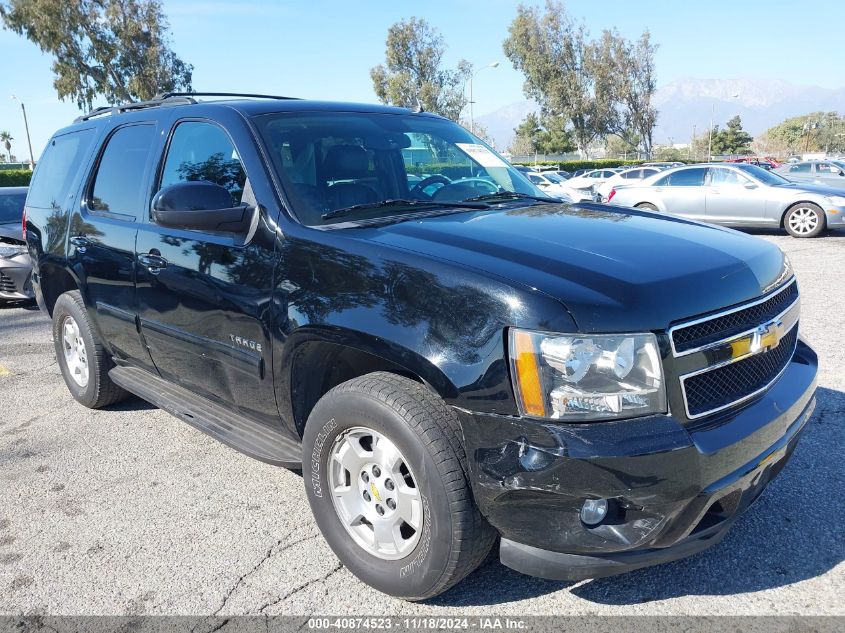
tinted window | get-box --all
[26,129,95,210]
[89,125,156,218]
[789,163,811,173]
[665,167,706,187]
[710,168,749,186]
[528,175,543,184]
[0,192,26,223]
[160,121,246,205]
[620,169,640,179]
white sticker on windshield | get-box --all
[456,143,509,169]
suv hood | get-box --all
[355,203,787,332]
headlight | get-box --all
[509,329,665,421]
[0,244,27,259]
[825,195,845,206]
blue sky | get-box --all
[1,0,843,160]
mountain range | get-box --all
[476,78,845,150]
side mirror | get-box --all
[151,181,255,233]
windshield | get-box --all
[253,111,548,225]
[544,173,567,184]
[0,192,26,223]
[732,163,791,185]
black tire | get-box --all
[52,290,129,409]
[302,372,495,600]
[635,202,658,211]
[783,203,826,238]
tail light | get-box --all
[22,207,26,240]
[607,188,616,202]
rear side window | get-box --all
[26,129,95,210]
[159,121,246,205]
[89,124,157,219]
[0,192,26,223]
[663,167,706,187]
[789,163,811,173]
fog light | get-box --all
[580,498,609,526]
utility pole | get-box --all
[708,93,739,162]
[10,95,34,169]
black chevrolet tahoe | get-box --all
[24,93,817,600]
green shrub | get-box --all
[0,169,32,187]
[511,159,695,171]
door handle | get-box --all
[138,253,168,274]
[69,236,89,253]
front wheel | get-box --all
[784,203,825,238]
[302,372,495,600]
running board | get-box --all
[109,365,302,468]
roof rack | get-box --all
[74,92,300,123]
[157,91,301,101]
[74,95,196,123]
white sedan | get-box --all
[559,168,620,201]
[595,166,663,201]
[525,171,572,198]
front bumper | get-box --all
[0,254,34,301]
[457,338,818,581]
[824,207,845,227]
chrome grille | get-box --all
[682,327,798,418]
[671,280,799,355]
[673,279,800,420]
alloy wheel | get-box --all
[788,207,820,235]
[61,315,89,387]
[328,426,423,560]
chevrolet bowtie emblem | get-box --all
[369,482,381,502]
[750,319,783,354]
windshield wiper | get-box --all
[462,191,560,203]
[321,198,489,221]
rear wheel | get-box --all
[635,202,658,211]
[784,203,825,238]
[302,372,495,600]
[52,290,129,408]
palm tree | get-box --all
[0,131,12,162]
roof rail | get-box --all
[73,92,301,123]
[156,91,300,101]
[73,95,196,123]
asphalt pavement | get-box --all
[0,229,842,617]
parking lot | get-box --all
[0,229,842,618]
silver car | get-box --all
[608,163,845,238]
[774,160,845,190]
[0,186,33,303]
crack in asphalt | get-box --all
[257,562,344,615]
[206,532,321,619]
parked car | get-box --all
[642,161,682,169]
[548,169,571,179]
[25,94,816,600]
[726,157,780,170]
[561,168,620,201]
[609,162,845,237]
[595,166,662,202]
[774,160,845,190]
[525,171,572,198]
[0,186,33,303]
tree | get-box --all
[503,1,656,158]
[614,31,658,158]
[762,112,845,155]
[509,112,574,156]
[711,115,753,156]
[0,0,193,110]
[370,17,470,121]
[0,131,11,162]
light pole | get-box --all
[10,95,34,169]
[468,61,499,134]
[708,93,739,162]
